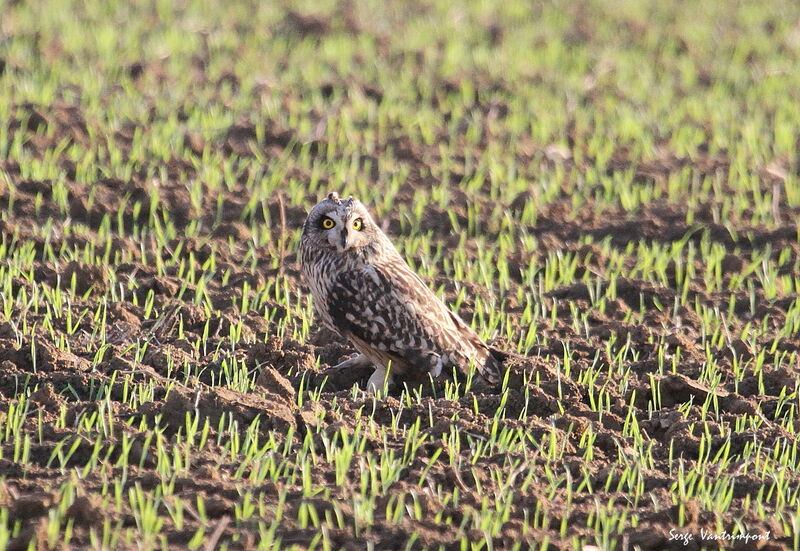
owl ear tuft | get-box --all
[327,192,341,203]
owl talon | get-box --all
[329,353,372,371]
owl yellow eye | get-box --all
[352,218,363,231]
[321,217,335,229]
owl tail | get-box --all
[476,345,508,387]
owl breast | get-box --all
[300,244,355,335]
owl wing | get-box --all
[327,257,489,380]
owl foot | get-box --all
[366,365,394,395]
[330,353,372,371]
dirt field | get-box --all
[2,1,800,550]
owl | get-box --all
[300,192,503,393]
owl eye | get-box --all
[352,218,363,231]
[320,217,335,229]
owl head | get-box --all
[301,192,379,252]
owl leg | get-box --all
[330,353,372,371]
[366,364,393,395]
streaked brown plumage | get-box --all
[300,192,502,392]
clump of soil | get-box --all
[140,384,296,433]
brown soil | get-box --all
[2,160,796,551]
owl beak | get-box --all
[337,229,348,251]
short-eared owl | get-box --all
[300,192,503,392]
